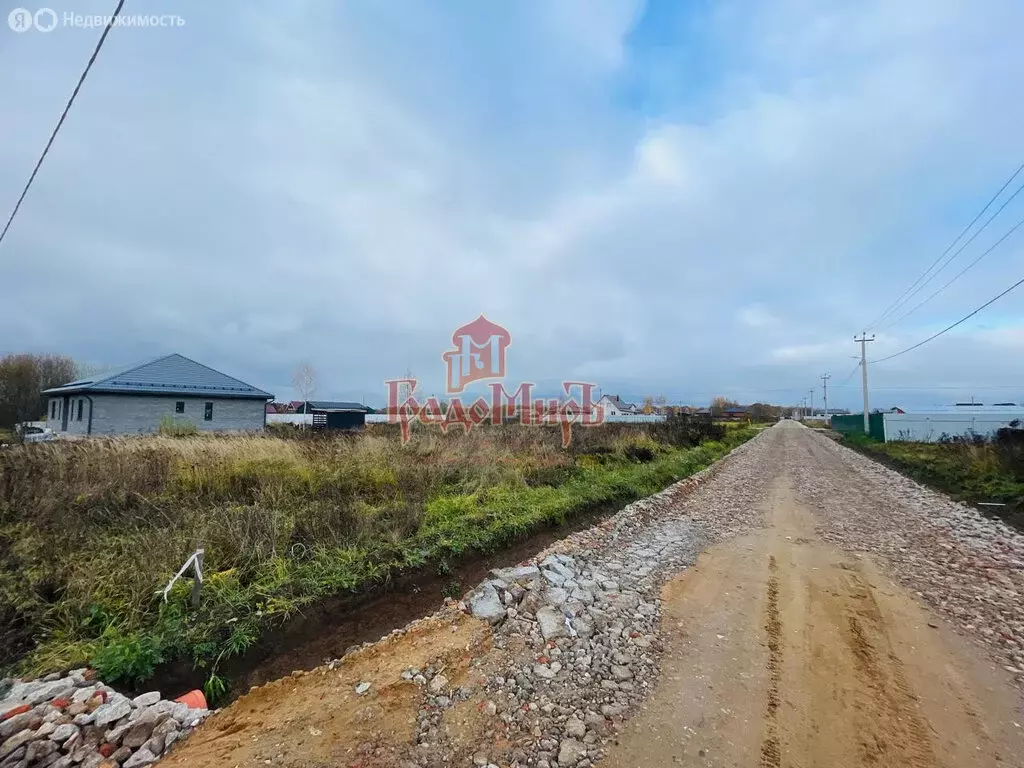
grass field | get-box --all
[844,433,1024,530]
[0,419,753,697]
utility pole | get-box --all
[854,333,875,433]
[820,373,831,420]
[809,389,815,418]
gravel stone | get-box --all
[557,738,586,765]
[536,606,569,640]
[469,584,507,625]
[131,693,160,709]
[92,700,131,729]
[122,747,158,767]
[427,674,448,695]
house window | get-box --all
[50,401,56,419]
[175,401,185,414]
[77,400,83,421]
[204,402,213,421]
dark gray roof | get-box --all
[305,401,368,412]
[42,354,273,400]
[602,395,636,410]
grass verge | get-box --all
[1,421,754,698]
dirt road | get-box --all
[162,423,1024,768]
[602,473,1023,767]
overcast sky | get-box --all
[2,0,1023,409]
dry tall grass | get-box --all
[0,419,746,691]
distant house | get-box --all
[597,395,637,416]
[42,354,273,436]
[266,402,296,414]
[295,401,370,430]
[722,406,749,421]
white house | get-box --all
[597,395,638,417]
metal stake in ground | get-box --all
[162,548,205,608]
[192,549,205,609]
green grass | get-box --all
[0,423,754,694]
[843,433,1024,530]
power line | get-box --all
[871,275,1024,364]
[830,384,1024,391]
[864,162,1024,330]
[883,211,1024,330]
[0,0,126,248]
[840,360,861,384]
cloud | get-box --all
[1,0,1022,410]
[737,304,780,329]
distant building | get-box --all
[295,400,370,430]
[597,395,637,416]
[42,354,273,436]
[722,406,749,421]
[844,404,1024,443]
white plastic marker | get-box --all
[162,548,205,607]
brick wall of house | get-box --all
[49,394,266,435]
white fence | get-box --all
[268,412,669,428]
[266,413,313,426]
[365,413,666,424]
[883,410,1024,442]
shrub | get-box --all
[91,629,165,684]
[158,415,199,437]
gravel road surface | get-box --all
[159,422,1024,768]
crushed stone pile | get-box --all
[0,671,209,768]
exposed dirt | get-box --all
[159,609,497,768]
[601,476,1024,768]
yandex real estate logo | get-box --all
[385,316,604,445]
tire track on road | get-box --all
[761,554,782,768]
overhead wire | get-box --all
[864,162,1024,330]
[0,0,126,248]
[871,275,1024,364]
[882,211,1024,329]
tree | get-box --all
[747,402,783,423]
[710,396,740,417]
[292,363,317,409]
[641,396,654,415]
[0,354,77,428]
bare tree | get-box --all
[0,354,77,428]
[398,367,416,404]
[292,363,317,414]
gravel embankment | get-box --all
[407,431,776,767]
[785,427,1024,683]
